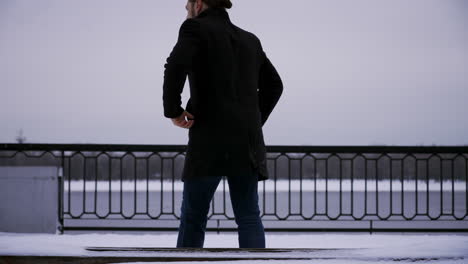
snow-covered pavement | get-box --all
[1,232,468,263]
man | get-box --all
[162,0,283,248]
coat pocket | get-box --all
[247,126,267,170]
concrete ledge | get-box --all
[0,255,323,264]
[0,166,60,233]
[0,254,464,264]
[0,247,359,263]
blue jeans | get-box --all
[176,173,265,248]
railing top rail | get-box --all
[1,143,468,153]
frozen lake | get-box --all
[62,179,468,230]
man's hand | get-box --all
[171,110,195,129]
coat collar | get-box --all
[197,7,230,20]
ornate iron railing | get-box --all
[1,143,467,233]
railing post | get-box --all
[57,151,64,234]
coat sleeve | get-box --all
[258,49,283,126]
[162,19,201,119]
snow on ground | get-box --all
[1,232,468,263]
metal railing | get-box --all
[1,143,467,233]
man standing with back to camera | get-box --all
[163,0,283,248]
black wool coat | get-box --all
[163,7,283,182]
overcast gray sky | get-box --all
[1,0,467,145]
